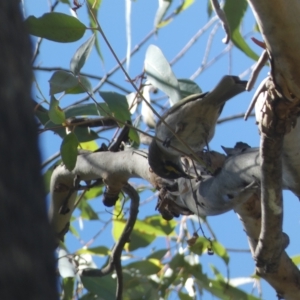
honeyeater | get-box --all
[148,75,247,179]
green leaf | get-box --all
[142,215,176,236]
[128,128,140,147]
[49,70,78,95]
[43,116,99,142]
[154,0,172,28]
[24,13,86,43]
[189,238,229,266]
[64,103,100,118]
[69,224,79,238]
[212,241,230,265]
[77,200,99,220]
[224,0,258,61]
[145,44,181,106]
[125,260,161,275]
[112,219,156,251]
[292,254,300,266]
[207,0,213,17]
[123,275,159,300]
[49,96,66,124]
[62,277,74,300]
[147,249,168,260]
[157,0,195,28]
[65,76,93,94]
[83,185,103,200]
[87,0,103,60]
[75,127,99,142]
[178,78,202,98]
[190,265,261,300]
[60,132,79,171]
[189,237,209,255]
[77,246,109,256]
[59,0,71,4]
[70,35,96,75]
[178,292,193,300]
[34,102,50,125]
[99,91,131,125]
[210,264,225,281]
[169,254,186,270]
[81,276,117,299]
[175,0,194,14]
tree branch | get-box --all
[81,183,139,300]
[235,194,300,299]
[247,0,300,100]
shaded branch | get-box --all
[254,77,300,272]
[81,183,139,300]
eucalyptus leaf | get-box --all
[125,260,161,275]
[87,0,103,60]
[49,96,66,124]
[179,292,193,300]
[112,219,156,251]
[147,249,168,260]
[175,0,194,14]
[145,44,181,106]
[212,241,230,265]
[224,0,258,60]
[99,91,131,125]
[77,200,99,220]
[81,276,117,299]
[77,246,110,256]
[65,76,93,94]
[178,78,202,98]
[70,35,96,75]
[154,0,172,28]
[24,12,86,42]
[49,70,78,95]
[60,132,79,171]
[62,277,75,300]
[64,103,100,118]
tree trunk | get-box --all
[0,1,57,299]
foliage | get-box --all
[24,0,297,299]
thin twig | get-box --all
[90,9,208,167]
[201,22,221,68]
[190,44,232,80]
[217,112,255,124]
[32,66,131,94]
[169,15,218,66]
[41,151,60,169]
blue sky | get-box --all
[24,0,300,299]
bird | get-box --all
[148,75,247,179]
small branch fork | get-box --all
[81,183,139,300]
